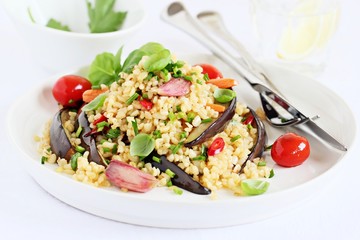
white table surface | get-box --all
[1,0,359,239]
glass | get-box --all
[251,0,340,76]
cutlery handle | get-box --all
[161,3,264,87]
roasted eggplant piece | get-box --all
[144,151,211,195]
[50,108,76,160]
[246,108,267,161]
[184,97,236,147]
[76,111,106,166]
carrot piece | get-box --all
[207,78,237,88]
[206,103,226,112]
[82,88,108,103]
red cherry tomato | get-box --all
[196,63,223,79]
[271,132,310,167]
[208,137,225,156]
[52,75,92,107]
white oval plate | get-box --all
[7,54,356,228]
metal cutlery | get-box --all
[161,1,347,151]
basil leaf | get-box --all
[82,93,108,111]
[139,42,165,55]
[88,52,119,88]
[143,49,171,72]
[87,0,127,33]
[240,179,270,195]
[130,133,155,157]
[46,18,71,32]
[114,46,123,74]
[122,49,147,73]
[213,88,236,103]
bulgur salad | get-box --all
[37,42,274,198]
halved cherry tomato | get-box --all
[271,132,310,167]
[196,63,223,79]
[208,137,225,156]
[52,75,92,107]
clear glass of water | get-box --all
[251,0,340,76]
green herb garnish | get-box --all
[129,133,155,157]
[126,93,139,105]
[165,169,175,178]
[70,152,82,171]
[230,135,241,142]
[132,120,139,136]
[82,93,108,111]
[213,88,236,103]
[46,18,71,31]
[86,0,127,33]
[240,179,270,196]
[106,128,121,138]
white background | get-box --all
[1,0,359,239]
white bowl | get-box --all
[1,0,146,72]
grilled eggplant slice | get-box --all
[184,97,236,147]
[50,108,76,160]
[144,151,211,195]
[76,111,106,166]
[245,108,267,161]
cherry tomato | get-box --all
[208,137,225,156]
[52,75,92,107]
[196,63,223,79]
[271,132,310,167]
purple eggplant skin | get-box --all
[76,111,107,166]
[244,108,267,162]
[50,108,76,160]
[184,97,236,147]
[144,151,211,195]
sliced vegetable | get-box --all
[207,78,237,88]
[158,78,191,96]
[185,97,236,147]
[270,132,310,167]
[126,93,139,105]
[241,179,270,195]
[130,133,155,157]
[207,137,225,156]
[50,108,76,160]
[105,160,157,193]
[206,103,226,112]
[143,151,211,195]
[52,75,92,107]
[82,88,108,103]
[213,88,236,103]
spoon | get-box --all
[161,1,347,151]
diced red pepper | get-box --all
[208,137,225,156]
[138,97,153,110]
